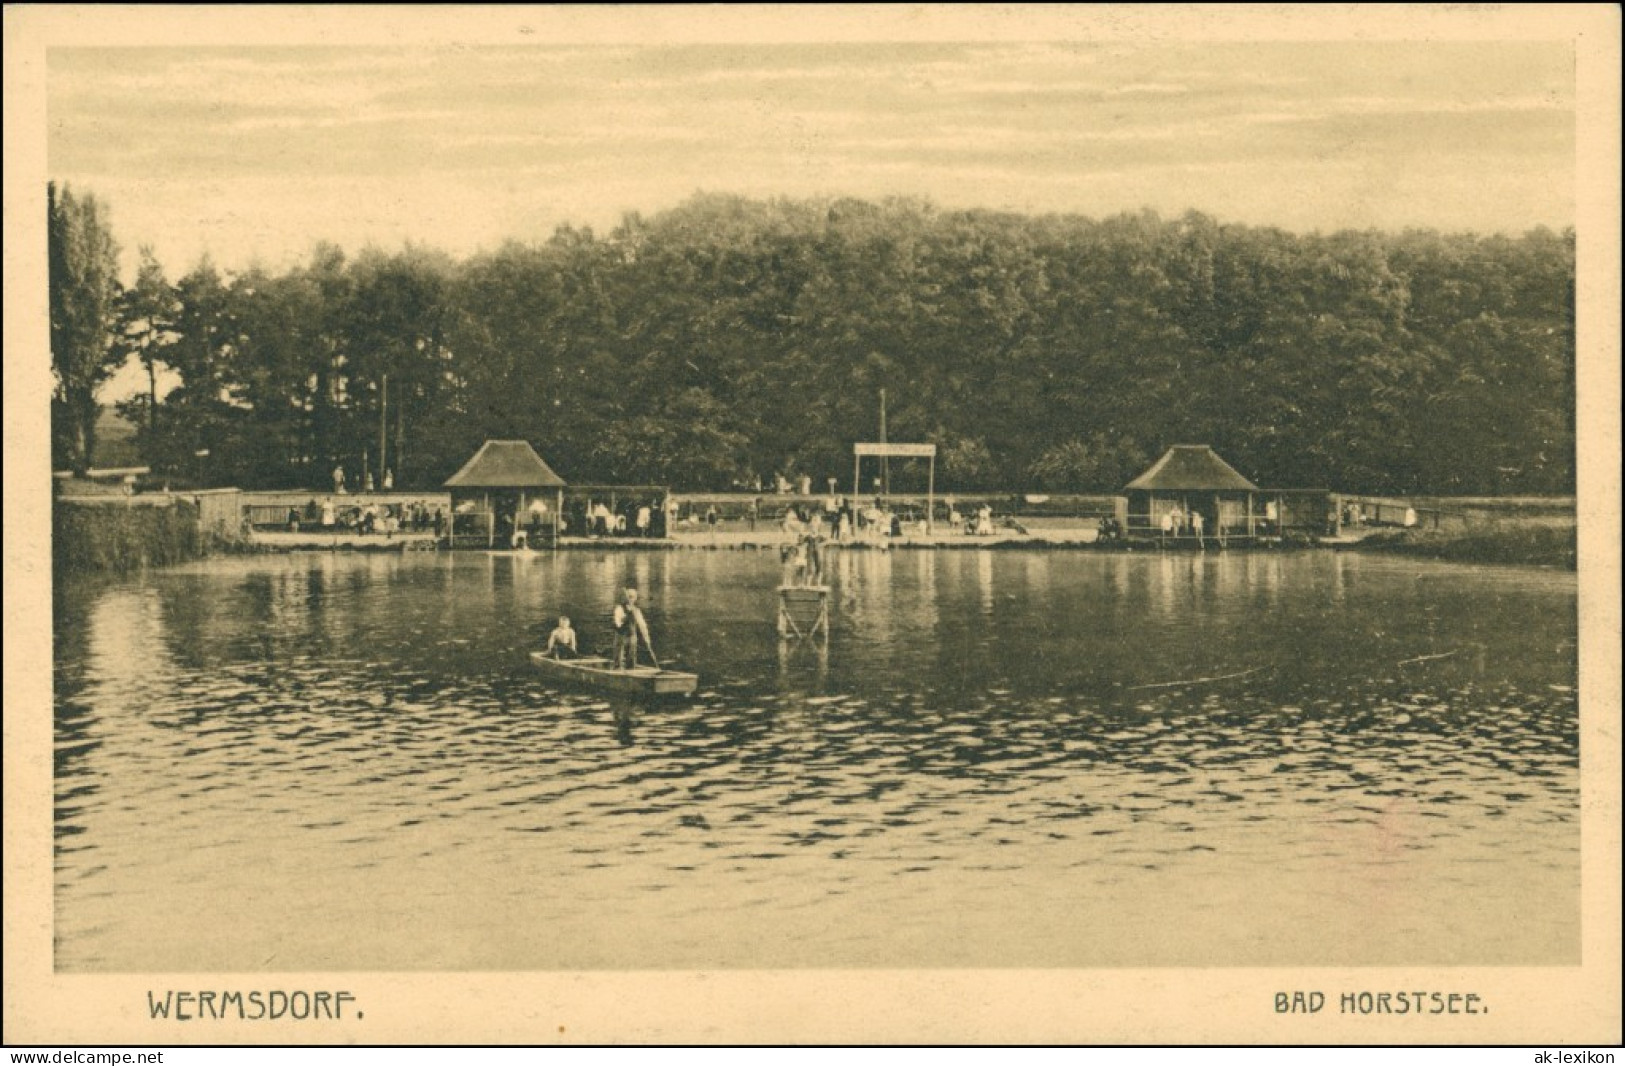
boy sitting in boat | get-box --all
[544,616,578,659]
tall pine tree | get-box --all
[49,182,124,473]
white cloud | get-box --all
[47,41,1574,277]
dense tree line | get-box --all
[52,188,1575,495]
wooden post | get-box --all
[485,490,493,548]
[393,386,405,485]
[378,373,388,487]
[879,388,888,497]
[555,487,563,547]
[927,453,935,535]
[853,452,860,502]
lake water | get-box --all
[53,547,1579,971]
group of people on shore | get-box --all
[279,491,1033,544]
[577,499,667,538]
[329,465,393,495]
[609,494,1022,541]
[1159,505,1211,547]
[288,498,446,537]
[950,502,997,536]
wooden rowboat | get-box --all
[529,652,698,697]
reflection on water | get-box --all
[53,549,1578,971]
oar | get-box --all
[641,631,662,670]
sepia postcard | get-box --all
[4,4,1620,1046]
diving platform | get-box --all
[777,585,829,640]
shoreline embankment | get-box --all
[1347,525,1576,570]
[53,494,1579,572]
[54,497,209,574]
[240,525,1575,570]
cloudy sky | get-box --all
[48,39,1574,282]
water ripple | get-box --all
[52,550,1579,971]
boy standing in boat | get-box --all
[612,588,654,669]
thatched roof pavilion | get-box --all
[1125,445,1259,493]
[1124,445,1259,540]
[445,440,566,490]
[444,440,566,547]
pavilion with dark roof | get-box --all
[443,439,566,548]
[1123,444,1260,542]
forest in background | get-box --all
[50,187,1575,496]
